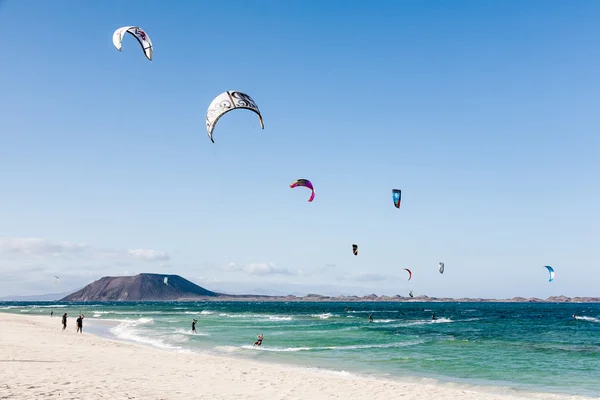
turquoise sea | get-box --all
[2,301,599,397]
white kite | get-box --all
[112,26,153,61]
[206,91,264,143]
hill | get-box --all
[60,273,219,301]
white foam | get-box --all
[173,328,209,336]
[213,345,240,353]
[268,316,292,321]
[31,305,67,308]
[223,340,425,354]
[400,317,454,326]
[169,334,190,343]
[312,313,333,319]
[575,316,600,323]
[109,318,179,351]
[305,367,353,377]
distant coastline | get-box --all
[5,273,598,303]
[3,295,600,303]
[175,294,600,303]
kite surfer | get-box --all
[192,319,197,334]
[253,334,264,346]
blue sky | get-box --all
[1,0,599,298]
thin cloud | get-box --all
[0,237,169,262]
[127,249,169,261]
[337,272,388,282]
[0,237,88,258]
[224,262,292,276]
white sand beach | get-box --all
[0,313,595,400]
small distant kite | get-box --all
[403,268,412,281]
[438,262,445,274]
[164,277,169,285]
[54,276,59,284]
[206,91,264,143]
[409,290,413,298]
[112,26,153,61]
[392,189,401,209]
[290,179,315,202]
[544,266,555,282]
[352,244,358,256]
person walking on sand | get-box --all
[51,310,54,317]
[192,319,197,334]
[62,313,67,330]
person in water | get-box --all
[432,313,437,320]
[369,314,373,323]
[192,319,197,334]
[62,313,68,330]
[253,334,264,346]
[50,310,53,317]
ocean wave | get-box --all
[575,316,599,323]
[169,334,190,343]
[305,367,353,377]
[348,310,391,314]
[312,313,334,319]
[31,305,68,308]
[173,328,209,336]
[531,343,600,354]
[399,317,454,326]
[109,318,179,351]
[268,316,293,321]
[218,340,425,354]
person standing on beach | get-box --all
[51,310,53,317]
[192,319,197,334]
[76,314,84,333]
[62,313,67,330]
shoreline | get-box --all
[1,313,597,400]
